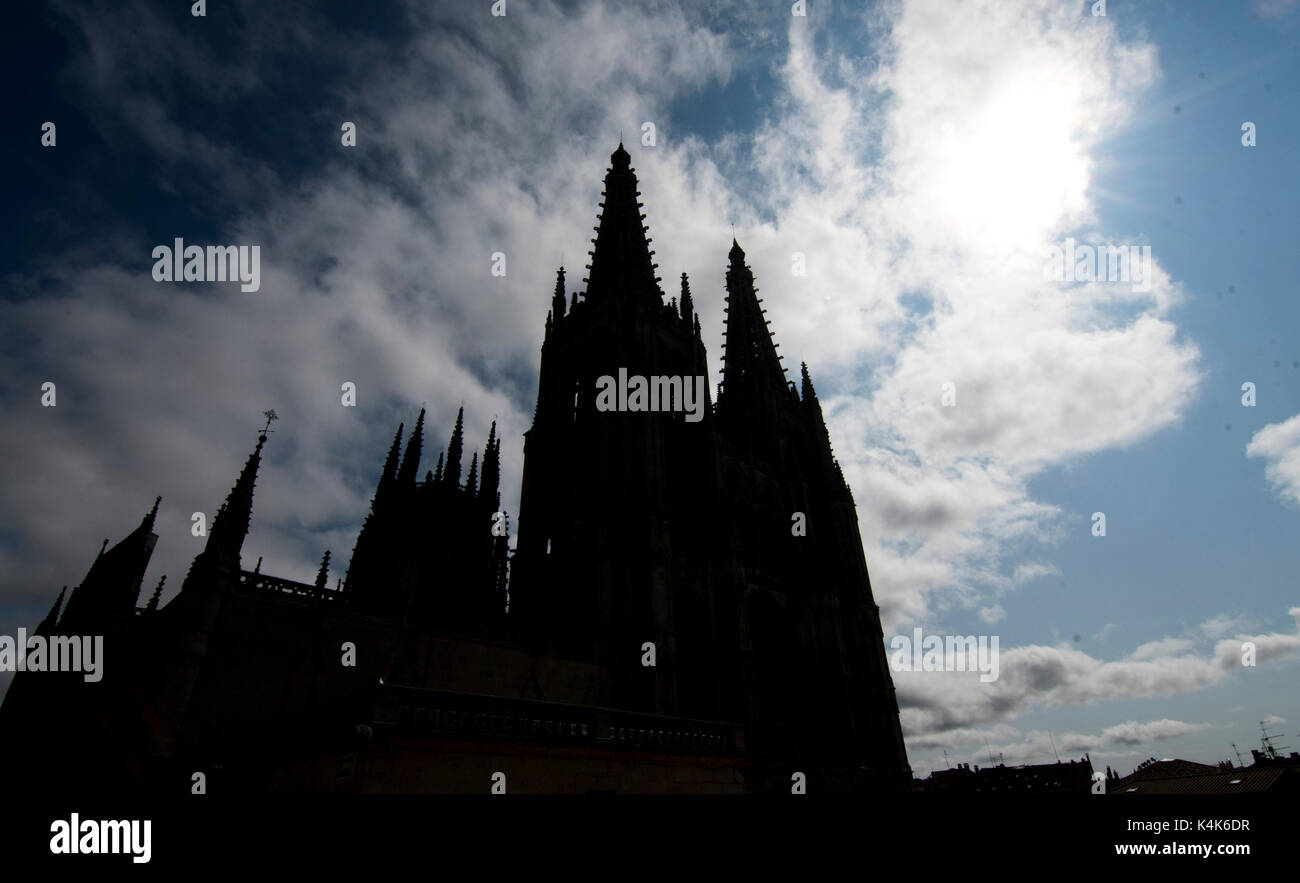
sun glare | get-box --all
[937,83,1091,250]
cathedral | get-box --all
[0,144,912,794]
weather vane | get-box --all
[261,409,279,435]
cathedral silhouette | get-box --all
[1,144,912,794]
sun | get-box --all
[935,81,1092,250]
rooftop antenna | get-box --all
[1231,742,1246,767]
[943,750,951,770]
[1048,730,1061,763]
[1260,720,1289,758]
[984,737,996,766]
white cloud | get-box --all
[1213,610,1300,668]
[1097,718,1213,746]
[897,607,1300,737]
[1254,0,1299,18]
[1131,637,1195,660]
[1247,414,1300,507]
[1199,612,1255,639]
[908,718,1213,771]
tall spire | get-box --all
[466,451,479,497]
[799,360,845,490]
[552,266,567,319]
[146,575,166,611]
[378,422,404,497]
[131,496,161,607]
[679,272,694,326]
[800,361,817,402]
[444,406,465,486]
[397,409,425,486]
[347,423,405,597]
[433,450,444,483]
[315,550,331,589]
[480,421,501,506]
[718,239,788,412]
[60,494,162,626]
[583,143,662,302]
[203,433,267,569]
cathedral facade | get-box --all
[0,145,911,794]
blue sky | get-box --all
[3,0,1298,778]
[978,0,1300,774]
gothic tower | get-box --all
[510,144,910,789]
[512,143,718,717]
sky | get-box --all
[2,0,1298,779]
